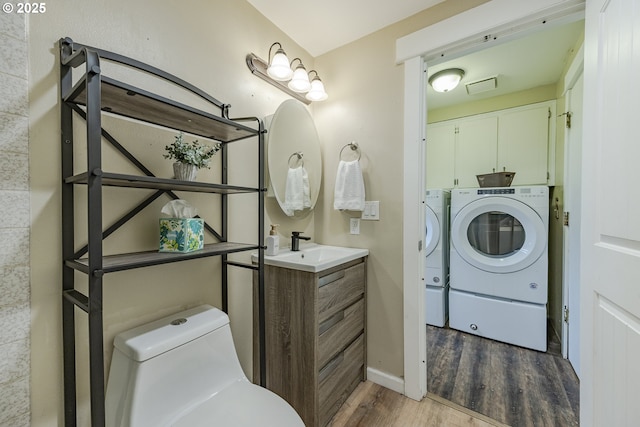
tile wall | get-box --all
[0,10,31,427]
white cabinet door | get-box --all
[426,121,456,189]
[498,103,551,186]
[455,116,498,188]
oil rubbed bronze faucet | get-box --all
[291,231,311,251]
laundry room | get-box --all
[423,17,583,426]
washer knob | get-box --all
[470,324,478,331]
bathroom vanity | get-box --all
[253,250,367,427]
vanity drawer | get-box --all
[318,298,364,368]
[317,334,365,426]
[318,261,365,322]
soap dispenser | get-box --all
[266,224,280,256]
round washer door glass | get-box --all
[467,211,525,257]
[451,197,546,273]
[425,205,440,257]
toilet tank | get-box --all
[105,305,246,427]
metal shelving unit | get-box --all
[59,37,266,427]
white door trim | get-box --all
[399,0,585,401]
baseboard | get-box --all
[366,367,404,394]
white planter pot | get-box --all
[173,162,198,181]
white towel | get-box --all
[334,160,365,211]
[284,166,311,216]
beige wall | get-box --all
[1,10,30,427]
[26,0,494,424]
[312,0,489,379]
[28,1,314,425]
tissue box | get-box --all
[159,218,204,253]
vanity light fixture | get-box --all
[306,70,328,101]
[429,68,465,93]
[288,58,312,93]
[246,42,328,104]
[266,42,293,81]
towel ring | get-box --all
[288,151,304,168]
[339,141,361,161]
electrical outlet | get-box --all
[350,218,360,235]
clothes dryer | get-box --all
[449,186,548,351]
[425,189,450,327]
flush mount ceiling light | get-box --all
[429,68,465,93]
[246,42,328,104]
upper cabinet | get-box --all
[426,101,556,189]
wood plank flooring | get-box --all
[330,380,509,427]
[427,325,580,427]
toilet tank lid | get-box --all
[113,305,229,362]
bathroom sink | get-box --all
[252,243,369,273]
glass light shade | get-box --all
[288,65,311,93]
[267,49,293,81]
[306,77,328,101]
[429,69,465,92]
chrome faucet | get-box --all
[291,231,311,251]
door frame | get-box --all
[561,42,584,375]
[398,0,586,401]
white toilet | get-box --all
[105,304,304,427]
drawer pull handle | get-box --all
[318,270,345,288]
[319,352,344,384]
[319,310,345,335]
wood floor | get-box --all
[330,326,579,426]
[330,380,509,427]
[426,325,580,427]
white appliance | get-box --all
[425,189,450,327]
[449,186,549,351]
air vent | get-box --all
[466,76,497,95]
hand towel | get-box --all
[334,159,365,211]
[284,166,311,216]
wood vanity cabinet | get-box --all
[253,257,367,427]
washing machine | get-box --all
[425,189,450,327]
[449,186,548,351]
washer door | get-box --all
[425,205,440,257]
[451,197,546,273]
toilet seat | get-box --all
[172,379,303,426]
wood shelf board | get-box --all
[66,171,260,194]
[67,242,260,274]
[66,76,259,142]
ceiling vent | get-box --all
[466,76,498,95]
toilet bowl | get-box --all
[105,305,304,427]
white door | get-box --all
[455,116,498,187]
[581,0,640,425]
[498,103,551,186]
[426,121,456,189]
[562,69,583,377]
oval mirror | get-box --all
[266,100,322,217]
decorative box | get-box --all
[159,218,204,253]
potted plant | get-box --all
[164,132,222,181]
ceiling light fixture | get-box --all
[429,68,465,93]
[246,42,328,104]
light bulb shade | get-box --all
[288,64,311,93]
[306,77,328,101]
[267,49,293,81]
[429,68,465,93]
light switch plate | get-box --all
[362,201,380,220]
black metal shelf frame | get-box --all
[59,37,266,427]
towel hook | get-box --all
[339,141,361,161]
[288,151,304,168]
